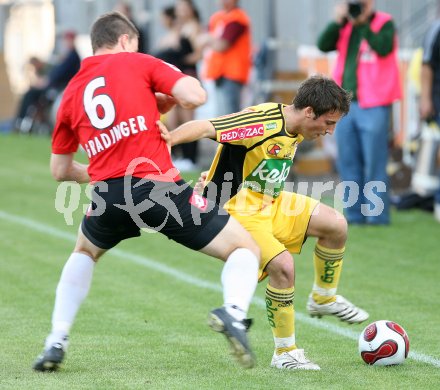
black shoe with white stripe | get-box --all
[208,307,255,368]
[33,343,65,372]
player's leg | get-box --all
[307,202,347,305]
[265,251,320,370]
[33,226,107,372]
[200,216,260,368]
[265,251,296,358]
[306,202,369,323]
[253,229,319,370]
[144,179,260,368]
[200,216,259,320]
[251,199,319,370]
[33,178,134,372]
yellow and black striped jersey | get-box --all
[205,102,303,213]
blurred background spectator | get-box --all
[114,0,148,54]
[14,30,80,133]
[154,6,186,68]
[27,56,49,89]
[317,0,401,225]
[154,1,203,171]
[419,13,440,222]
[175,0,203,78]
[201,0,252,117]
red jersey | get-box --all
[52,52,185,182]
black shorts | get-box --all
[81,177,229,251]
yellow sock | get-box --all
[265,284,296,355]
[312,243,344,305]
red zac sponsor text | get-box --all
[219,123,264,142]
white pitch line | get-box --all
[1,209,439,368]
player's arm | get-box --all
[170,76,206,109]
[50,153,89,183]
[157,119,215,146]
[151,57,206,109]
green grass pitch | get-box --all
[0,134,439,389]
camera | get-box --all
[348,1,364,18]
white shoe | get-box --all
[271,349,320,370]
[307,294,369,324]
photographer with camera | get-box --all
[317,0,401,225]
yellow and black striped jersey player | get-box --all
[159,75,369,370]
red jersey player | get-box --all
[33,11,260,372]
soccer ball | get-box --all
[358,320,410,366]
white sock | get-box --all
[45,252,95,349]
[221,248,258,321]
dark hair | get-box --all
[293,75,351,118]
[163,6,176,21]
[90,11,139,53]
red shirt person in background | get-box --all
[33,11,260,372]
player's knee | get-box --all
[267,252,294,285]
[76,225,106,262]
[330,211,348,244]
[278,259,294,283]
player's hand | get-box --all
[157,120,172,153]
[194,170,208,195]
